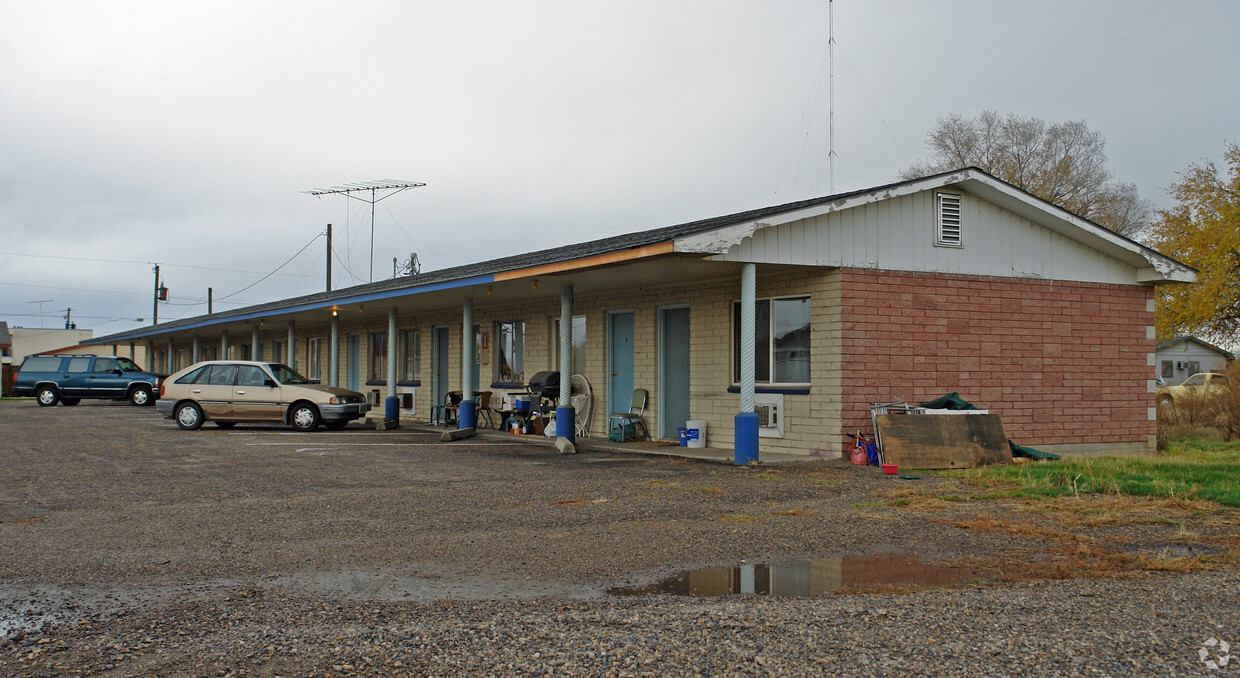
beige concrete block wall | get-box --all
[275,267,843,457]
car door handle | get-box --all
[192,389,201,393]
[236,390,246,395]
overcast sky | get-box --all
[2,0,1237,336]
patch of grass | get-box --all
[718,514,757,521]
[755,472,781,481]
[948,439,1240,507]
[694,486,724,494]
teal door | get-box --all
[347,334,360,391]
[433,326,450,407]
[659,307,691,438]
[608,311,635,416]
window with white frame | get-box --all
[401,329,419,382]
[495,321,525,383]
[732,296,811,385]
[553,316,587,375]
[369,332,387,381]
[308,337,322,380]
[936,192,963,247]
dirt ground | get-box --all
[1,400,1238,676]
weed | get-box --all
[695,487,724,494]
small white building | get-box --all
[1154,336,1233,386]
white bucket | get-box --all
[686,420,707,448]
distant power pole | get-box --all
[208,287,213,315]
[64,307,72,329]
[153,264,160,325]
[326,223,332,292]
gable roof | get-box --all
[0,321,9,347]
[91,167,1194,345]
[1155,336,1235,361]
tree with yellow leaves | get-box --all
[1147,142,1240,343]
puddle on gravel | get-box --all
[609,554,987,598]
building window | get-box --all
[369,332,388,382]
[1187,361,1200,375]
[733,296,811,385]
[495,321,525,383]
[308,337,322,380]
[936,192,963,247]
[1161,360,1174,379]
[401,329,420,382]
[553,316,587,375]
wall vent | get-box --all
[936,192,963,246]
[754,393,785,438]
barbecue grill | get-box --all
[526,371,561,411]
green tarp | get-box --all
[919,392,979,411]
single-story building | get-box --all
[89,168,1195,458]
[1155,336,1233,386]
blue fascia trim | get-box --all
[726,386,811,395]
[86,274,497,344]
[396,380,421,387]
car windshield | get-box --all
[268,363,310,385]
[116,357,142,372]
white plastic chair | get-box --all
[569,374,592,438]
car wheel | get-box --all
[176,402,205,431]
[129,386,153,406]
[215,421,237,429]
[60,397,81,406]
[1158,395,1174,407]
[324,420,349,430]
[36,387,59,407]
[289,403,321,432]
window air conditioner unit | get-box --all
[1176,361,1186,370]
[370,389,382,406]
[754,393,785,438]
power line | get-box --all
[216,233,324,301]
[0,251,314,278]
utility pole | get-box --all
[64,307,72,329]
[208,287,213,315]
[153,264,160,325]
[326,223,332,292]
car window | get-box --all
[1184,375,1206,387]
[66,357,91,373]
[18,357,62,372]
[1212,375,1229,385]
[116,358,142,372]
[237,365,270,387]
[207,365,238,386]
[93,359,119,373]
[268,363,310,385]
[175,366,210,384]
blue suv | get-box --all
[13,354,164,407]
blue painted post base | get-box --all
[734,412,760,465]
[459,400,477,430]
[555,406,575,444]
[384,396,400,422]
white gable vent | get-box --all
[936,192,963,247]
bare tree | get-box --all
[902,111,1151,237]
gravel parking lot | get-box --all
[1,400,1237,676]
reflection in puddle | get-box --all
[610,554,985,597]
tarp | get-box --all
[1008,440,1061,460]
[919,392,979,411]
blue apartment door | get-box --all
[433,326,450,408]
[608,311,635,416]
[347,334,360,392]
[659,307,691,438]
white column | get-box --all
[252,326,260,361]
[286,321,295,367]
[462,297,474,403]
[220,332,228,361]
[560,286,572,404]
[387,307,398,401]
[330,315,340,387]
[740,263,756,413]
[166,338,174,372]
[192,336,200,363]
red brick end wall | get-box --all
[839,268,1155,447]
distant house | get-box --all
[1155,336,1234,386]
[0,321,11,363]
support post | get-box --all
[147,340,155,373]
[385,307,399,422]
[286,321,295,367]
[192,336,201,363]
[330,315,340,387]
[556,285,576,450]
[251,326,259,362]
[166,338,174,373]
[735,263,759,465]
[459,297,476,430]
[220,332,228,361]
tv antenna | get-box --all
[27,299,53,328]
[303,180,426,283]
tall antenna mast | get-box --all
[303,180,426,283]
[829,0,836,194]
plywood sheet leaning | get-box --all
[874,414,1014,469]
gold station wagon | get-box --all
[155,361,370,431]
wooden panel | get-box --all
[876,414,1014,469]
